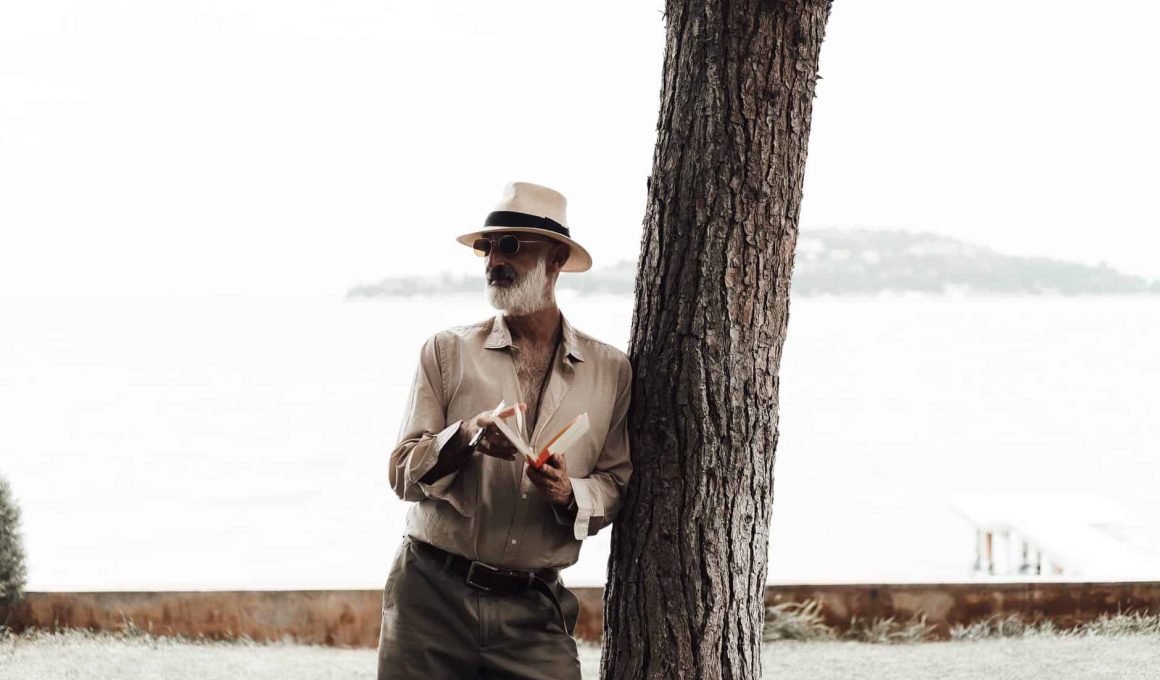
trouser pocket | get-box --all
[381,537,411,615]
[558,583,580,636]
[533,577,580,637]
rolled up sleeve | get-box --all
[388,333,472,514]
[556,356,633,540]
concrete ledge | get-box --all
[1,590,382,648]
[3,581,1157,647]
[764,581,1160,637]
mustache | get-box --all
[487,265,516,284]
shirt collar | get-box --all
[484,311,585,365]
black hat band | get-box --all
[483,211,570,239]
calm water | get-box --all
[2,293,1158,590]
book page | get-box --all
[492,414,534,458]
[529,413,590,468]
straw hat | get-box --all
[456,181,593,272]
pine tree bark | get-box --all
[602,2,833,678]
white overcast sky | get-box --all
[2,1,1157,301]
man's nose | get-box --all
[486,248,508,270]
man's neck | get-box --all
[504,303,562,348]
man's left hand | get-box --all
[526,452,573,507]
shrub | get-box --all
[844,614,937,644]
[764,599,837,642]
[0,473,29,612]
[1075,610,1160,637]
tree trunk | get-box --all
[602,1,833,678]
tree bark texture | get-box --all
[602,2,833,678]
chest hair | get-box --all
[514,342,557,436]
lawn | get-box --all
[2,628,1158,680]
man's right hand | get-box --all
[464,403,527,461]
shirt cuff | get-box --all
[415,419,465,497]
[565,477,601,541]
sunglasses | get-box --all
[472,235,550,257]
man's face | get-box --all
[484,233,559,287]
[483,232,566,314]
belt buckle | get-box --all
[465,560,497,592]
[465,560,535,592]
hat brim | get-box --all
[456,226,593,273]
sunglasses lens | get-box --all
[499,235,520,255]
[472,238,491,257]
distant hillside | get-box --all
[791,229,1160,296]
[346,228,1160,299]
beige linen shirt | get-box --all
[389,311,633,571]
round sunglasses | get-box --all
[472,235,551,257]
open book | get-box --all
[488,398,590,469]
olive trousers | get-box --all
[376,537,582,679]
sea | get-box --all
[2,292,1158,591]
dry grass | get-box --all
[759,634,1160,680]
[0,626,369,680]
[766,599,1160,645]
[763,599,837,641]
[950,608,1160,641]
[3,612,1159,680]
[765,598,938,643]
[950,614,1061,640]
[844,613,937,644]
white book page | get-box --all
[492,415,534,458]
[515,397,527,441]
[545,413,590,456]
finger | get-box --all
[488,435,516,454]
[487,439,516,458]
[534,461,561,482]
[497,402,528,418]
[484,430,511,451]
[535,455,563,480]
[477,438,514,461]
[526,455,552,476]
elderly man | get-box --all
[377,181,633,679]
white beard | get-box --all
[486,255,551,315]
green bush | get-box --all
[0,472,29,611]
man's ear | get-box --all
[549,242,570,273]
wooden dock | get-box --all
[950,492,1159,578]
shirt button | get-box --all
[510,539,518,545]
[521,493,528,500]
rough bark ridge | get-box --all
[602,1,832,678]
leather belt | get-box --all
[409,539,573,635]
[411,539,559,595]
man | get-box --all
[377,181,633,679]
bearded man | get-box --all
[376,181,633,679]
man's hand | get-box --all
[464,403,527,461]
[526,452,573,507]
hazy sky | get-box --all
[2,1,1158,301]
